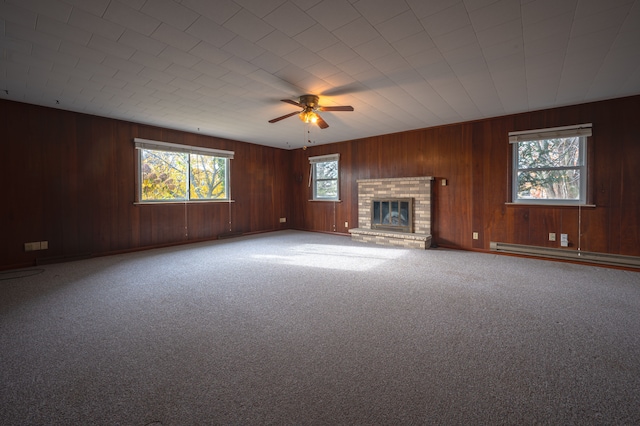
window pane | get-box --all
[373,201,380,224]
[517,137,582,169]
[516,169,581,200]
[316,180,338,198]
[141,149,187,200]
[190,154,226,199]
[400,201,409,225]
[381,202,389,223]
[390,201,399,224]
[315,160,338,179]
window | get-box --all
[509,124,591,205]
[309,154,339,201]
[134,138,234,203]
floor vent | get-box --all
[490,242,640,269]
[217,231,243,240]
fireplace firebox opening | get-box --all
[371,198,413,233]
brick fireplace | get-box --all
[349,176,433,249]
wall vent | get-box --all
[490,242,640,269]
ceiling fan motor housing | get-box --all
[300,94,319,109]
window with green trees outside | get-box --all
[134,138,233,203]
[309,154,340,201]
[510,125,591,205]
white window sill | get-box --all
[505,202,595,208]
[134,200,234,205]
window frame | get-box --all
[309,153,340,201]
[509,124,592,206]
[134,138,234,204]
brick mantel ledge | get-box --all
[356,176,434,183]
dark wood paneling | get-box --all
[580,207,608,253]
[472,118,511,248]
[2,94,640,269]
[506,206,531,245]
[528,208,557,247]
[432,125,473,248]
[1,100,291,269]
[618,97,640,254]
[3,101,42,265]
[292,95,640,258]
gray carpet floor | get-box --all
[1,230,640,425]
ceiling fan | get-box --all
[268,95,354,129]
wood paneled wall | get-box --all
[291,95,640,258]
[2,95,639,270]
[1,100,292,269]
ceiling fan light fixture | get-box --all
[269,94,352,129]
[299,109,318,124]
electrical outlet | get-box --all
[279,217,286,223]
[549,233,556,241]
[344,221,348,228]
[24,242,39,251]
[472,232,479,240]
[441,179,447,186]
[560,233,569,247]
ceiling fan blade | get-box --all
[318,105,354,112]
[268,111,300,123]
[281,99,303,107]
[315,114,329,129]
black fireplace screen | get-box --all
[371,198,413,233]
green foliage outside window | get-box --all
[314,160,338,199]
[190,154,226,199]
[141,150,188,201]
[515,137,583,201]
[140,149,227,201]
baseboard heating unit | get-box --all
[490,242,640,269]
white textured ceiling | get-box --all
[1,0,639,149]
